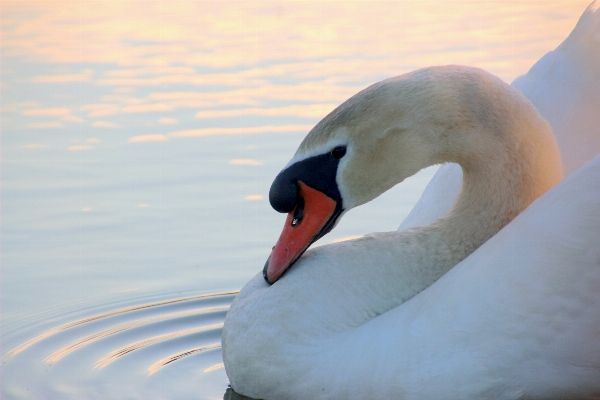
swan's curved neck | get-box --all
[441,118,563,261]
[333,112,563,326]
[438,160,539,265]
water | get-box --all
[3,291,234,399]
[0,2,589,399]
[2,129,435,399]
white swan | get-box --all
[400,1,600,231]
[226,157,600,400]
[222,4,600,399]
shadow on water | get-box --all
[2,291,243,399]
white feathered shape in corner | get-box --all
[399,1,600,231]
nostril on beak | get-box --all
[291,196,305,227]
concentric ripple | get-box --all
[2,291,238,400]
[148,343,222,374]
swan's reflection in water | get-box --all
[3,291,237,399]
[224,386,260,400]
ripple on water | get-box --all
[2,291,238,400]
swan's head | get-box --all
[263,65,559,283]
[263,68,446,283]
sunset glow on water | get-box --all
[2,1,588,143]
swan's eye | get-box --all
[330,146,346,159]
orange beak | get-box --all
[263,181,338,283]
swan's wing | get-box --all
[355,155,600,398]
[399,1,600,231]
[428,153,600,395]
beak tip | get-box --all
[263,182,341,287]
[263,257,275,285]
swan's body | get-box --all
[222,4,600,399]
[225,158,600,399]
